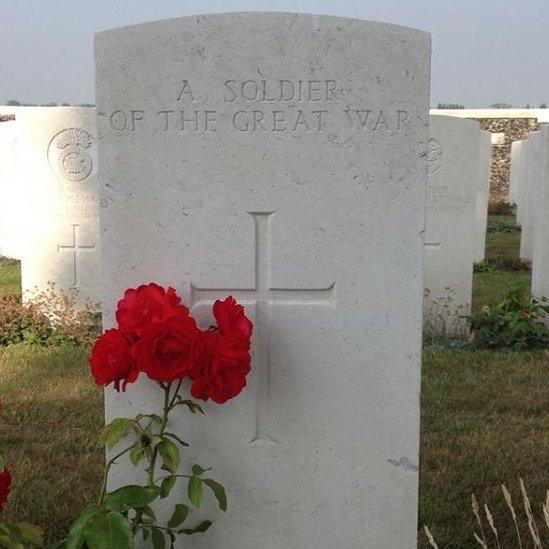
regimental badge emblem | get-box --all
[47,128,95,181]
[427,137,443,175]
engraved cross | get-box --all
[58,224,96,288]
[191,212,335,447]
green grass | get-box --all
[473,272,531,312]
[418,348,549,548]
[0,345,103,543]
[0,258,21,297]
[485,231,522,261]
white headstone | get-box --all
[95,13,430,549]
[519,130,546,261]
[509,139,523,206]
[491,132,505,145]
[0,120,23,260]
[15,107,101,306]
[474,130,492,262]
[516,138,532,224]
[532,126,549,301]
[424,116,480,334]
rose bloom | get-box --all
[90,329,139,391]
[0,470,12,515]
[133,311,199,383]
[190,330,251,404]
[116,283,185,337]
[213,296,253,342]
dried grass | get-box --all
[424,479,549,547]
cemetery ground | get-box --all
[0,214,547,546]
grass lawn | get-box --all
[0,344,103,543]
[0,257,21,297]
[0,212,547,546]
[472,272,531,311]
[418,348,549,548]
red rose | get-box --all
[116,283,185,337]
[90,329,139,392]
[190,329,251,404]
[0,470,12,515]
[133,311,199,383]
[213,296,253,342]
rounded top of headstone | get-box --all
[95,11,430,41]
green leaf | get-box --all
[100,418,134,449]
[0,452,5,471]
[104,485,158,512]
[179,520,212,535]
[14,522,43,546]
[136,505,156,523]
[129,445,146,466]
[191,464,209,476]
[83,511,133,549]
[135,413,163,424]
[65,504,102,549]
[164,432,189,447]
[159,476,176,499]
[141,528,150,542]
[176,398,205,415]
[203,478,227,511]
[151,528,165,549]
[167,504,189,528]
[157,439,180,473]
[188,476,203,508]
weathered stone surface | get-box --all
[519,130,546,261]
[475,130,492,261]
[14,107,101,306]
[0,120,22,259]
[532,126,549,301]
[424,116,480,334]
[95,13,430,548]
[509,140,524,207]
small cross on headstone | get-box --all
[191,212,336,447]
[58,224,96,288]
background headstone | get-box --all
[15,107,101,306]
[531,126,549,302]
[519,130,546,261]
[96,13,430,549]
[475,129,492,262]
[509,139,523,206]
[424,115,480,335]
[0,120,23,260]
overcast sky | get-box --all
[0,0,548,107]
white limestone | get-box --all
[95,13,430,549]
[532,126,549,302]
[14,107,101,306]
[429,108,549,122]
[509,140,523,207]
[491,132,505,145]
[519,130,546,261]
[0,120,23,260]
[475,130,492,261]
[424,116,481,334]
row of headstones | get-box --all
[510,125,549,300]
[0,14,493,547]
[0,107,490,322]
[0,107,100,306]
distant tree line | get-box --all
[436,103,465,109]
[490,102,548,109]
[4,99,95,107]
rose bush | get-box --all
[73,283,252,548]
[0,283,253,548]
